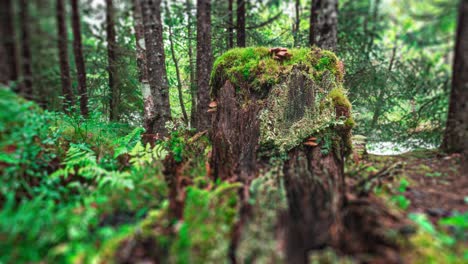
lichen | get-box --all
[211,47,352,156]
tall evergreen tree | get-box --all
[194,0,213,131]
[106,0,119,121]
[0,0,19,89]
[442,0,468,158]
[70,0,89,117]
[309,0,338,50]
[19,0,34,100]
[186,0,197,126]
[139,0,171,136]
[133,0,153,132]
[236,0,246,47]
[57,0,74,111]
[227,0,234,49]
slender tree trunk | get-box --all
[186,0,197,126]
[194,0,213,131]
[57,0,74,111]
[106,0,119,121]
[71,0,89,117]
[139,0,171,136]
[293,0,300,47]
[19,0,34,100]
[165,2,189,124]
[309,0,338,50]
[0,0,19,89]
[133,0,154,132]
[236,0,246,47]
[442,0,468,157]
[227,0,234,49]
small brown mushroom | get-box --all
[207,108,217,113]
[304,141,318,147]
[209,101,218,108]
[306,136,317,142]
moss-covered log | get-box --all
[210,47,353,263]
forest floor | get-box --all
[345,149,468,263]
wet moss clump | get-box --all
[210,47,344,97]
[211,47,353,155]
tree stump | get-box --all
[210,47,354,263]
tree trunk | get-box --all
[19,0,34,100]
[236,0,246,47]
[194,0,213,131]
[293,0,300,47]
[186,0,197,127]
[70,0,89,117]
[309,0,338,50]
[165,2,189,124]
[57,0,74,111]
[133,0,154,133]
[139,0,171,136]
[0,0,19,90]
[106,0,119,121]
[227,0,234,49]
[442,0,468,157]
[210,48,352,262]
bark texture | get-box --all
[71,0,89,117]
[139,0,171,136]
[236,0,246,47]
[186,0,197,127]
[194,0,213,131]
[228,0,234,49]
[19,0,34,100]
[106,0,119,121]
[443,0,468,157]
[57,0,74,111]
[133,0,153,133]
[0,0,19,89]
[309,0,338,50]
[210,48,349,263]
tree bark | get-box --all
[0,0,19,89]
[133,0,154,133]
[309,0,338,50]
[19,0,34,100]
[293,0,300,47]
[106,0,119,121]
[186,0,197,127]
[57,0,74,111]
[210,50,351,262]
[228,0,234,49]
[165,2,189,124]
[236,0,246,47]
[139,0,171,136]
[442,0,468,157]
[70,0,89,117]
[194,0,213,131]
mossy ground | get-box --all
[346,149,468,263]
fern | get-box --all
[50,143,134,190]
[113,127,146,158]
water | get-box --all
[367,141,437,155]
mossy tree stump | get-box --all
[210,47,354,263]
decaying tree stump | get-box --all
[210,47,354,263]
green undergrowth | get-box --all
[0,90,243,263]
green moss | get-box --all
[211,47,344,97]
[328,87,352,109]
